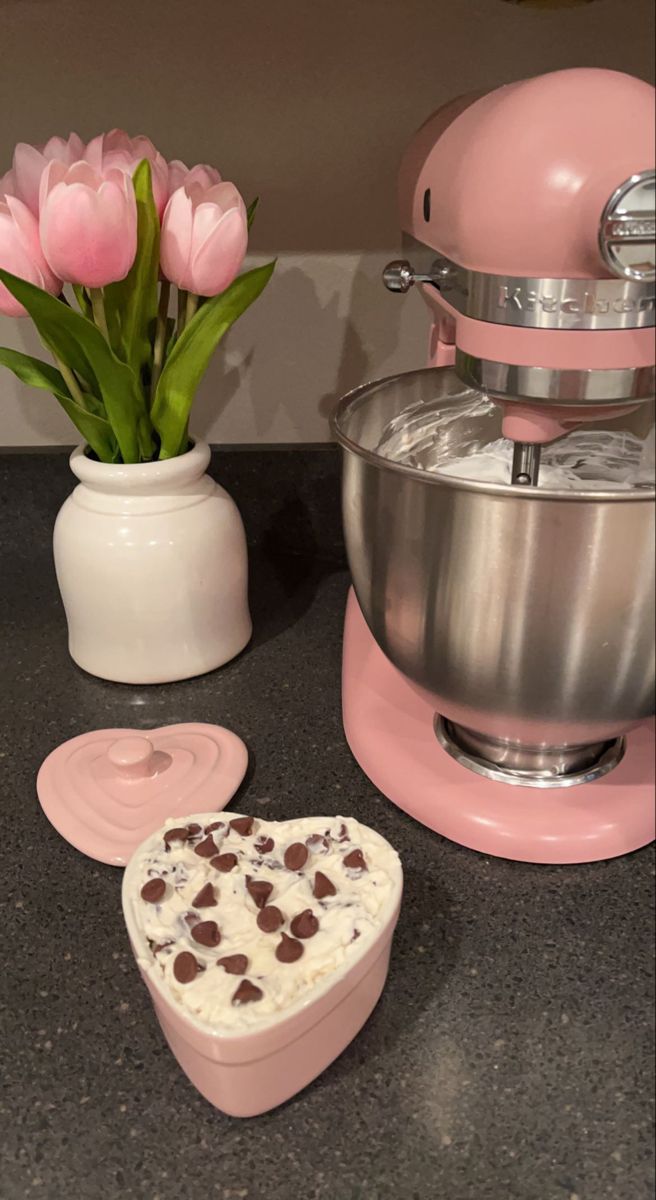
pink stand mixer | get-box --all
[332,68,655,864]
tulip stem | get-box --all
[185,292,199,327]
[54,355,88,412]
[176,288,187,339]
[174,289,199,341]
[150,280,170,403]
[89,288,110,343]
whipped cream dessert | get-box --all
[127,813,402,1031]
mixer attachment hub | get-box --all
[511,442,542,486]
[434,717,625,789]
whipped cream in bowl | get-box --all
[122,812,402,1113]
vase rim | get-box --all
[70,439,211,492]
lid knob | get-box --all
[108,736,158,780]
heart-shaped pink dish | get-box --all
[37,724,248,866]
[122,812,403,1116]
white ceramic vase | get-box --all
[53,440,252,684]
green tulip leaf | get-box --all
[105,159,160,384]
[72,284,92,319]
[163,315,177,360]
[151,259,275,459]
[246,197,259,230]
[0,268,153,463]
[0,346,118,461]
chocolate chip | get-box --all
[191,882,217,908]
[229,816,255,837]
[275,932,304,963]
[204,820,226,834]
[194,835,219,858]
[232,979,263,1006]
[140,878,165,903]
[284,842,308,871]
[173,951,198,984]
[183,911,200,927]
[190,920,221,947]
[186,823,202,837]
[306,834,330,855]
[254,836,275,854]
[352,929,361,941]
[256,905,284,933]
[163,827,189,845]
[246,878,273,910]
[343,848,367,872]
[217,954,248,975]
[290,909,319,939]
[313,871,337,900]
[336,823,350,842]
[211,853,238,873]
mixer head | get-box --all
[384,68,656,486]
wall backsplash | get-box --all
[0,252,427,447]
[1,0,653,447]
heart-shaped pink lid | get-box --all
[37,723,248,867]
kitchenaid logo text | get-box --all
[497,286,655,316]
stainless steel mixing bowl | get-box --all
[332,367,655,784]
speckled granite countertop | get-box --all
[0,449,654,1200]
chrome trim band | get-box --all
[388,233,655,330]
[455,352,656,406]
[435,717,626,790]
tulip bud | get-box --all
[39,161,137,288]
[11,133,85,216]
[85,129,169,217]
[160,180,248,297]
[0,194,62,316]
[0,167,16,198]
[166,160,221,201]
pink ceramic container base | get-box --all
[37,723,248,866]
[122,813,403,1118]
[143,939,393,1117]
[343,590,655,864]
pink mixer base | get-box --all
[342,591,655,864]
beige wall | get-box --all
[1,0,654,446]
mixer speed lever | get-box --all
[383,259,450,293]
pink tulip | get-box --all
[85,129,169,216]
[160,180,248,296]
[0,194,61,316]
[11,133,85,216]
[39,161,137,288]
[0,167,16,198]
[166,160,221,200]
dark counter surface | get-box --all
[0,450,654,1200]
